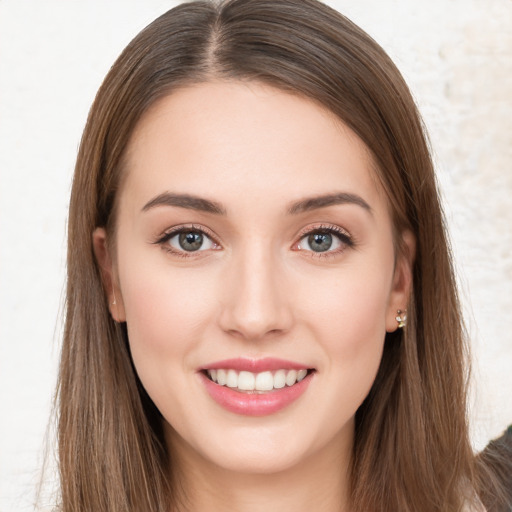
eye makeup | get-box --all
[293,223,355,257]
[152,223,221,258]
[152,221,355,260]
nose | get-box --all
[217,243,294,341]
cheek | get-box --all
[117,252,219,374]
[296,256,393,386]
[117,254,225,427]
[302,267,391,340]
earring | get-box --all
[111,287,117,306]
[396,309,407,328]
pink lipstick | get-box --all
[199,358,314,416]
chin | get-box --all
[202,440,311,475]
[164,415,313,472]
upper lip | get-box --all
[201,357,313,372]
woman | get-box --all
[57,0,505,510]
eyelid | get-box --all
[295,223,351,240]
[152,222,354,258]
[293,223,355,255]
[153,224,221,255]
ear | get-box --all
[92,227,126,322]
[385,230,415,333]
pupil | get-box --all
[179,231,203,251]
[308,232,332,252]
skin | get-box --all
[93,81,414,512]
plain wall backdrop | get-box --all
[0,1,511,510]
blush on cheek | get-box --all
[121,269,218,357]
[311,279,388,336]
[307,276,389,398]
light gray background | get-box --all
[1,1,511,510]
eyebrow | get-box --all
[141,191,372,217]
[287,192,372,215]
[141,192,226,215]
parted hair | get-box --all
[58,1,492,510]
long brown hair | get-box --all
[59,1,491,510]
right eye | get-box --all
[155,225,221,257]
[167,230,216,252]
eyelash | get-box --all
[154,224,221,258]
[153,223,354,259]
[294,224,355,258]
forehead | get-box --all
[121,81,386,216]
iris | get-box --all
[179,231,204,251]
[308,232,332,252]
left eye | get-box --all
[167,230,216,252]
[297,230,347,253]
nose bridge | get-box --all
[219,237,292,339]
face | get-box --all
[94,81,412,476]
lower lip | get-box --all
[200,371,314,416]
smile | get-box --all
[200,358,315,416]
[205,368,309,393]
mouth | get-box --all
[202,368,314,394]
[199,358,316,416]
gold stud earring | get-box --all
[396,309,407,328]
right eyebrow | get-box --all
[141,192,227,215]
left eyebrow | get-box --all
[287,192,373,215]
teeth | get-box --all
[273,369,286,389]
[285,369,297,386]
[297,369,307,382]
[206,368,309,391]
[216,369,227,386]
[238,371,255,391]
[226,369,238,388]
[255,371,273,391]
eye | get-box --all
[169,230,215,252]
[155,226,220,255]
[295,226,353,254]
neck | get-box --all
[167,428,353,512]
